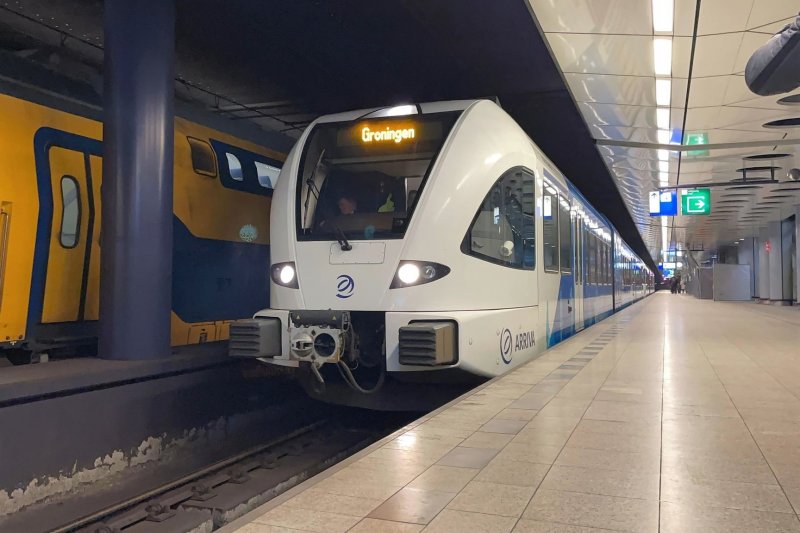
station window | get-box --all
[255,161,281,189]
[465,167,535,269]
[226,153,244,181]
[543,188,559,273]
[60,176,80,248]
[558,197,572,274]
[187,137,217,177]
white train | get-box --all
[231,100,654,409]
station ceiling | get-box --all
[12,2,795,269]
[532,0,800,258]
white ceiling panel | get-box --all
[578,102,657,128]
[691,34,745,77]
[696,0,753,35]
[674,0,698,36]
[672,36,693,78]
[687,76,730,107]
[746,0,797,30]
[530,0,651,34]
[565,73,656,105]
[547,34,655,76]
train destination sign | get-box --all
[680,188,711,215]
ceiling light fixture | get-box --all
[654,38,673,76]
[652,0,674,32]
[658,129,671,144]
[658,149,669,161]
[657,107,670,129]
[656,79,671,106]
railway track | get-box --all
[46,410,415,533]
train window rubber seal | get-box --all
[59,175,81,249]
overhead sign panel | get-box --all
[648,189,678,216]
[680,188,711,215]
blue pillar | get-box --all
[99,0,175,360]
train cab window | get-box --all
[465,168,535,269]
[60,176,80,248]
[225,153,244,181]
[543,187,559,273]
[187,137,217,177]
[296,111,461,241]
[558,197,572,274]
[255,161,281,189]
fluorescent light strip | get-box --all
[652,0,674,33]
[654,38,672,76]
[659,161,669,173]
[656,107,670,130]
[658,129,671,144]
[658,149,669,161]
[656,79,671,106]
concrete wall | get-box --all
[713,264,751,301]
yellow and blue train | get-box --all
[0,90,285,360]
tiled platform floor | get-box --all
[223,293,800,532]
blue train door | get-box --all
[574,214,584,331]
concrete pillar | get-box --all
[99,0,175,360]
[796,207,800,303]
[757,227,770,301]
[768,221,784,303]
[737,237,756,298]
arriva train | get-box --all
[231,99,655,409]
[0,88,286,361]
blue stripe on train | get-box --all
[172,216,270,324]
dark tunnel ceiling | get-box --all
[3,0,657,271]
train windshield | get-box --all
[296,111,460,241]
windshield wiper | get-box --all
[334,225,352,251]
[302,149,326,231]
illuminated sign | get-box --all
[361,125,416,144]
[649,189,677,216]
[680,188,711,215]
[686,132,709,156]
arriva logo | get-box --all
[500,328,535,364]
[336,275,355,299]
[500,329,513,364]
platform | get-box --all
[222,293,800,532]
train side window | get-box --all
[543,188,559,272]
[464,167,535,270]
[226,153,244,181]
[60,176,80,248]
[255,161,281,189]
[558,197,572,274]
[588,233,597,284]
[187,137,217,177]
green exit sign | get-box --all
[681,188,711,215]
[686,132,709,156]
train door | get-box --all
[41,147,94,323]
[573,214,584,331]
[30,128,102,346]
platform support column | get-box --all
[756,227,770,301]
[99,0,175,360]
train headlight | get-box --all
[391,261,450,288]
[398,263,420,284]
[271,262,299,288]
